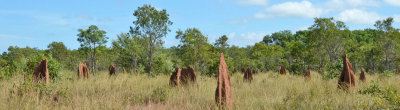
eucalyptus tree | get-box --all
[77,25,108,74]
[130,5,173,75]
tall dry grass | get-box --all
[1,70,399,109]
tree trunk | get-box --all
[93,43,96,75]
[148,36,153,76]
[132,55,137,74]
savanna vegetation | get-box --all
[1,4,400,109]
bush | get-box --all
[358,80,382,95]
[359,80,400,108]
[322,61,342,80]
[381,70,394,78]
[150,87,169,103]
[26,54,62,81]
[288,59,306,75]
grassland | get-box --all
[1,70,400,109]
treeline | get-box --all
[1,5,400,80]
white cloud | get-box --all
[255,1,323,19]
[237,0,268,6]
[326,0,379,9]
[384,0,400,7]
[335,9,383,24]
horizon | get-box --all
[1,0,400,52]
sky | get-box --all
[1,0,400,52]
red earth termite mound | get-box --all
[359,69,366,82]
[243,68,253,82]
[33,59,49,83]
[278,65,287,75]
[78,62,90,79]
[180,67,197,84]
[109,64,117,76]
[338,54,356,90]
[304,69,311,79]
[215,53,233,107]
[169,67,181,86]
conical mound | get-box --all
[278,65,286,75]
[215,53,233,107]
[169,67,181,86]
[109,64,117,76]
[359,69,366,81]
[338,54,356,90]
[33,59,49,83]
[243,68,253,82]
[304,69,311,79]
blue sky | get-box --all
[1,0,400,52]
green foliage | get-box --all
[359,80,400,107]
[47,41,69,67]
[359,80,382,95]
[26,54,62,81]
[150,87,169,103]
[131,4,173,75]
[77,25,108,74]
[381,70,394,78]
[288,59,305,75]
[214,35,229,53]
[151,52,174,75]
[175,28,213,74]
[322,61,342,79]
[112,33,144,73]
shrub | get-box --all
[381,70,394,78]
[322,62,342,80]
[26,54,62,81]
[358,80,382,95]
[288,59,306,75]
[359,80,400,108]
[150,87,169,103]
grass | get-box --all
[1,70,400,109]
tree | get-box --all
[374,17,397,70]
[77,25,108,74]
[214,35,229,53]
[112,33,144,73]
[262,35,273,45]
[130,4,173,76]
[308,18,349,65]
[270,30,294,47]
[47,42,69,66]
[175,28,211,74]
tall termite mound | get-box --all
[33,59,49,83]
[278,65,286,75]
[243,68,253,82]
[338,54,356,90]
[78,62,90,79]
[169,68,181,86]
[109,64,117,76]
[169,67,196,86]
[180,67,197,84]
[215,53,233,107]
[304,69,311,79]
[359,69,366,82]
